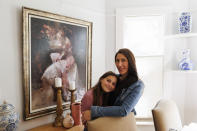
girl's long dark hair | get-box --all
[110,48,139,104]
[92,71,118,106]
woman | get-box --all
[81,71,118,123]
[82,48,144,121]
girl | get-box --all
[81,71,118,123]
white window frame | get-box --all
[116,6,171,51]
[116,6,171,125]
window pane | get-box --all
[135,56,163,118]
[122,15,164,118]
[123,16,164,56]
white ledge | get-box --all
[136,121,154,126]
[164,33,197,39]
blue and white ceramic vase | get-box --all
[178,49,193,70]
[179,12,192,33]
[0,102,19,131]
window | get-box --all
[123,16,164,56]
[116,7,167,121]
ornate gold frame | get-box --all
[23,7,92,120]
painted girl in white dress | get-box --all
[32,25,85,109]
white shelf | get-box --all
[165,70,197,73]
[164,33,197,39]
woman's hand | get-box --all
[82,110,91,121]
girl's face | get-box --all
[115,53,129,76]
[101,75,117,93]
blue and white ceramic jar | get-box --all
[179,12,192,33]
[0,102,19,131]
[178,49,193,70]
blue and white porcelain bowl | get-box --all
[179,12,192,33]
[0,102,19,131]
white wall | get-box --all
[183,0,197,125]
[0,0,106,130]
[189,0,197,11]
[188,0,197,70]
[184,73,197,124]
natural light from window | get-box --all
[123,15,164,56]
[122,15,164,119]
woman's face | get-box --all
[101,75,117,93]
[115,53,129,76]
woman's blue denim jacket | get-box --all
[90,80,144,119]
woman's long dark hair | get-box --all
[110,48,139,104]
[92,71,118,106]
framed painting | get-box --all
[23,7,92,120]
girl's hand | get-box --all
[82,110,91,121]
